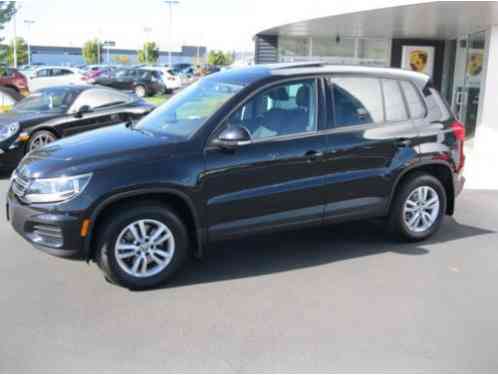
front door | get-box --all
[203,78,328,240]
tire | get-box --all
[26,130,57,153]
[388,172,447,242]
[134,85,147,98]
[95,203,189,290]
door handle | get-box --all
[395,138,412,148]
[305,150,324,160]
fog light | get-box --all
[17,132,30,142]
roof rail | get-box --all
[265,61,326,70]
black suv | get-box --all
[7,63,465,289]
[94,68,166,97]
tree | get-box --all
[0,1,16,43]
[82,39,103,64]
[5,37,27,66]
[138,42,159,64]
[207,50,233,66]
[0,1,16,64]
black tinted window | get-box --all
[382,79,408,122]
[401,81,426,118]
[36,69,51,77]
[52,69,72,76]
[331,77,383,127]
[227,79,317,140]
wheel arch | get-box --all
[29,126,62,139]
[388,161,455,215]
[84,188,205,262]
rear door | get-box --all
[203,78,329,240]
[322,75,418,221]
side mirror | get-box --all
[213,126,251,150]
[75,105,92,117]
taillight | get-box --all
[451,120,465,141]
[451,120,465,171]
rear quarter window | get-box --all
[424,86,452,122]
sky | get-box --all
[1,0,429,52]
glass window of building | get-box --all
[278,36,310,61]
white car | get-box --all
[27,66,87,92]
[143,67,181,91]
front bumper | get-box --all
[6,190,85,259]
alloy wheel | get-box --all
[114,219,175,278]
[135,86,146,97]
[402,186,440,233]
[29,133,56,151]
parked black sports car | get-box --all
[0,85,154,170]
[93,68,166,97]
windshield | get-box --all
[134,78,244,138]
[14,87,78,113]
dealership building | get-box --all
[27,44,207,66]
[254,1,498,154]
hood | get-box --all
[17,123,182,178]
[0,111,62,128]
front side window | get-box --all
[71,89,131,111]
[382,79,408,122]
[134,77,245,139]
[226,79,317,140]
[331,77,383,127]
[14,87,78,113]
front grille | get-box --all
[11,173,30,200]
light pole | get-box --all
[24,20,35,65]
[143,27,152,64]
[162,0,179,67]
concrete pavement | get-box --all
[1,177,498,372]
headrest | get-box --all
[268,87,289,101]
[296,85,310,107]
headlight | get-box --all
[24,173,92,204]
[0,122,20,142]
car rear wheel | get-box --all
[134,85,147,98]
[388,173,446,241]
[27,130,57,152]
[95,203,189,290]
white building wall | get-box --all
[463,25,498,190]
[478,25,498,130]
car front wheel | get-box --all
[96,203,189,289]
[388,173,447,241]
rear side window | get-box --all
[400,81,426,118]
[330,77,383,127]
[382,79,408,122]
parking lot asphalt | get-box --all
[1,175,498,372]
